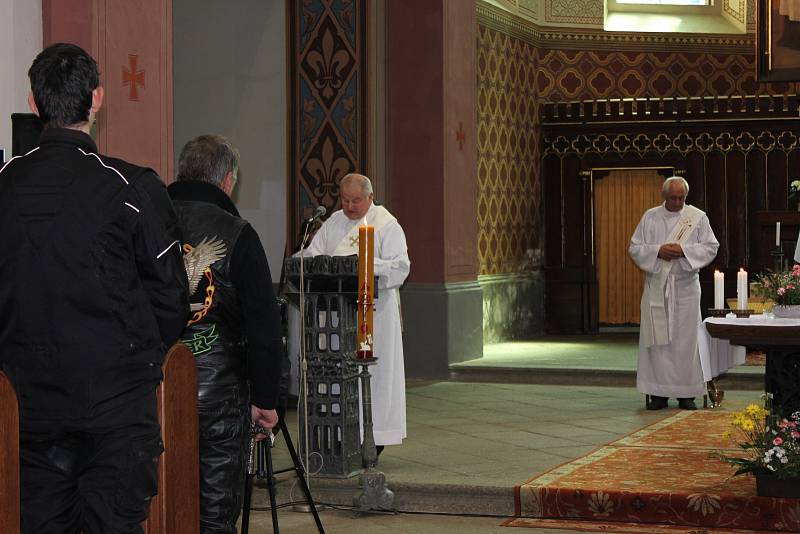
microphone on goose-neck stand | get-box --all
[306,205,327,224]
[300,205,326,250]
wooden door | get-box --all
[594,169,663,325]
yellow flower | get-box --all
[722,431,732,440]
[745,404,761,417]
[742,419,755,431]
[731,413,746,428]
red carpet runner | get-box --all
[511,409,800,531]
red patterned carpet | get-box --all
[503,517,776,533]
[511,410,800,532]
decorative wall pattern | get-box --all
[491,0,756,29]
[723,0,747,24]
[544,0,603,26]
[476,11,798,276]
[535,50,795,102]
[477,25,541,275]
[543,129,800,159]
[289,0,366,248]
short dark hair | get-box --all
[177,134,239,187]
[28,43,100,128]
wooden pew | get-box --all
[143,343,200,534]
[0,343,199,534]
[0,372,20,534]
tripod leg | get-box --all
[265,439,280,533]
[279,418,325,534]
[241,473,254,534]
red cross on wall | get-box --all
[456,121,465,151]
[122,54,145,101]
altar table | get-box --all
[703,316,800,415]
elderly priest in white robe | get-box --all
[629,176,719,411]
[302,173,411,454]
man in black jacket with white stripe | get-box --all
[0,43,189,533]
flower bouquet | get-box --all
[718,399,800,497]
[754,265,800,317]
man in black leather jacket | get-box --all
[0,43,189,533]
[169,134,283,533]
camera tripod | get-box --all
[241,418,325,534]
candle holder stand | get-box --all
[707,378,724,408]
[771,249,785,272]
[707,308,728,318]
[353,357,395,513]
[733,309,755,318]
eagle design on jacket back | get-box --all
[182,236,226,322]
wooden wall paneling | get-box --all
[542,153,563,268]
[585,171,598,333]
[539,96,800,332]
[543,153,589,333]
[685,151,706,210]
[704,151,727,267]
[747,150,768,212]
[767,150,789,211]
[788,148,800,207]
[562,154,584,268]
[747,150,768,273]
[727,150,748,267]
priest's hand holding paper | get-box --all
[658,243,684,261]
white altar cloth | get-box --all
[697,317,747,381]
[698,316,800,380]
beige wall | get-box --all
[0,0,42,161]
[173,0,288,281]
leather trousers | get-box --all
[198,382,249,534]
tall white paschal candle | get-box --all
[776,221,781,248]
[737,268,748,310]
[714,270,724,309]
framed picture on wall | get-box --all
[758,0,800,81]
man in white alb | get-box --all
[629,176,719,410]
[302,173,410,454]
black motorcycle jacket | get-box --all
[0,128,189,426]
[169,180,282,409]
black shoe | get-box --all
[678,398,697,410]
[647,395,668,410]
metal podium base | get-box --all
[354,470,395,512]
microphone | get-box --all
[305,205,326,224]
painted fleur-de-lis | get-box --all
[306,27,350,100]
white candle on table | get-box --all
[776,221,781,247]
[737,268,748,310]
[714,270,724,309]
